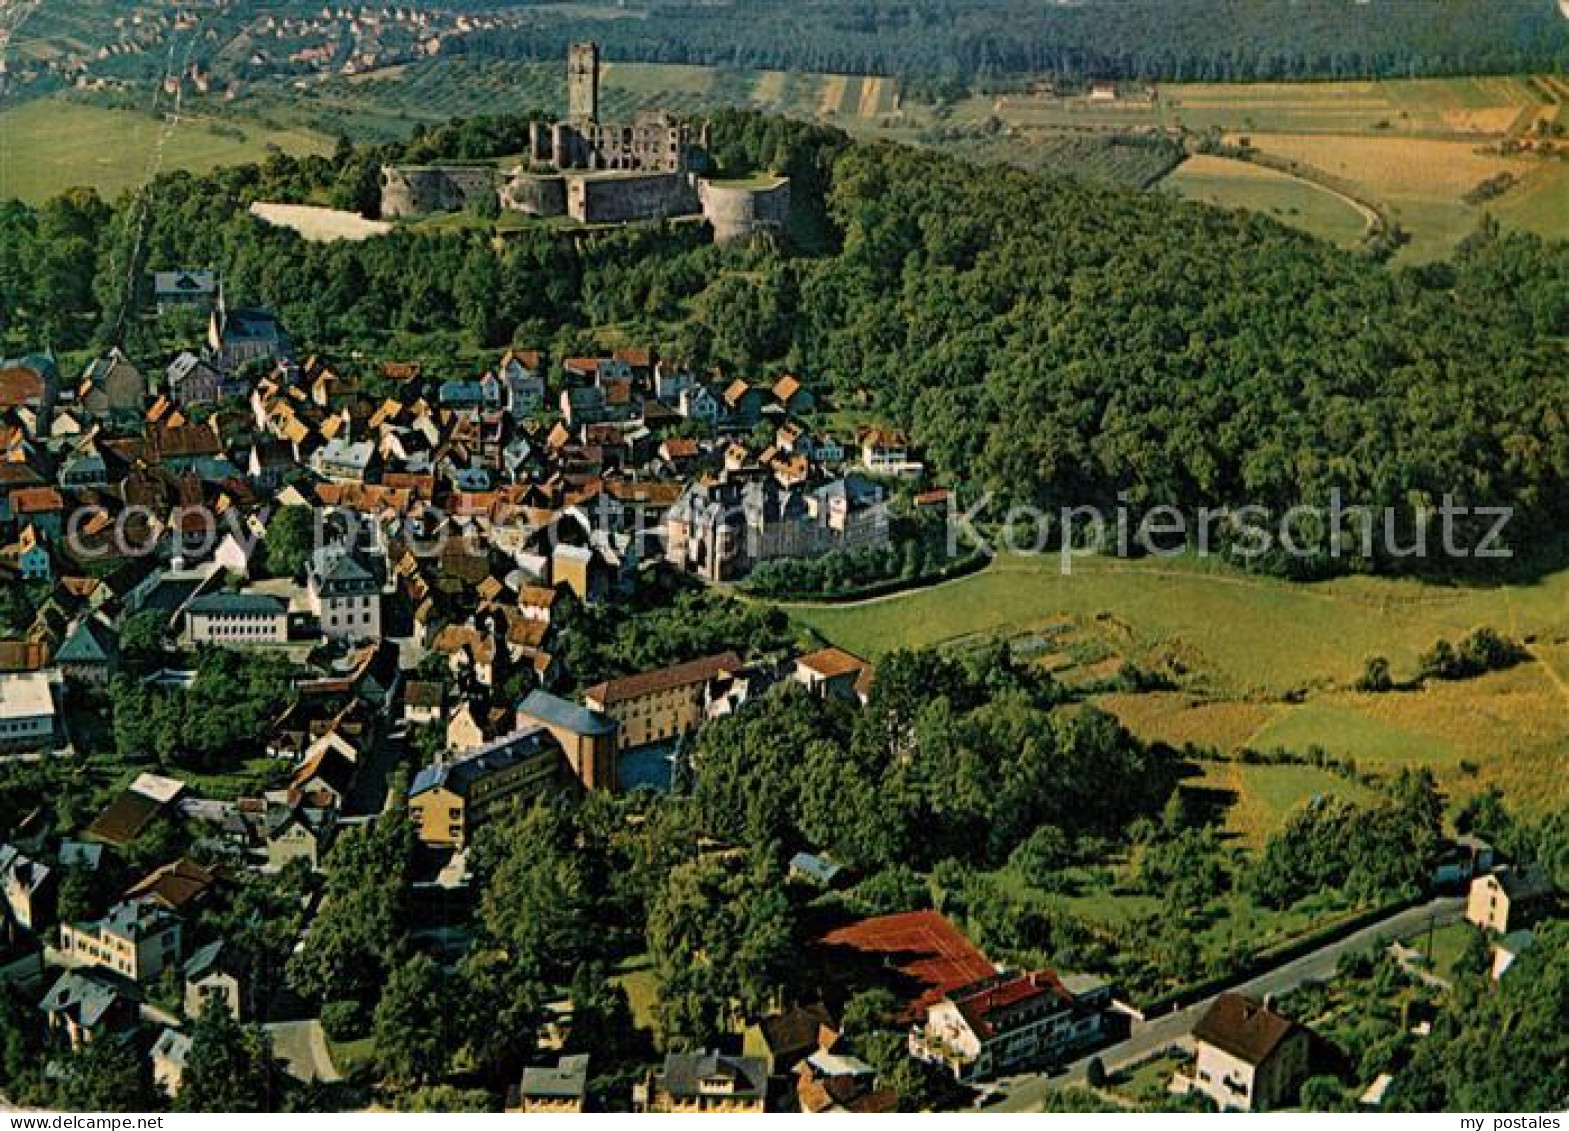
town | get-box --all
[0,267,1561,1112]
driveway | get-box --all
[987,895,1465,1112]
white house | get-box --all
[58,901,182,984]
[1181,993,1310,1113]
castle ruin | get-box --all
[379,44,790,241]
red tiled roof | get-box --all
[816,910,996,1020]
[584,651,742,708]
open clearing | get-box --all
[249,202,392,242]
[784,553,1569,826]
[1165,154,1371,246]
[1226,131,1557,260]
[0,97,332,205]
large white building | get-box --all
[186,592,290,646]
[0,671,56,749]
[58,901,182,984]
[908,971,1109,1082]
[307,548,383,642]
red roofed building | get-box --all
[814,910,997,1022]
[908,970,1111,1082]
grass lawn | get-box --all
[784,553,1569,821]
[1164,154,1371,247]
[1184,760,1377,848]
[611,956,660,1033]
[1402,920,1481,983]
[0,97,332,205]
[324,1035,375,1077]
[1110,1051,1189,1105]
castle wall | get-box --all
[380,166,499,219]
[567,173,700,225]
[698,178,793,243]
[501,173,568,218]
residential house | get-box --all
[0,671,56,749]
[59,900,183,984]
[0,844,55,931]
[183,940,246,1021]
[909,971,1109,1082]
[124,858,218,913]
[499,350,546,414]
[755,1003,837,1076]
[288,744,358,811]
[678,384,721,426]
[311,437,378,484]
[720,379,763,428]
[1182,993,1310,1113]
[858,428,921,476]
[10,487,65,540]
[40,970,135,1048]
[55,616,120,685]
[637,1051,769,1113]
[166,352,232,406]
[152,270,219,313]
[771,374,813,415]
[263,802,333,872]
[517,1054,591,1113]
[560,385,608,429]
[152,1027,192,1098]
[583,652,743,753]
[793,647,872,703]
[1,525,52,582]
[1466,866,1554,934]
[795,1049,896,1114]
[1431,835,1496,891]
[79,349,146,423]
[186,592,290,647]
[515,689,619,793]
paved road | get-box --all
[987,895,1465,1112]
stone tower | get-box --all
[568,42,600,124]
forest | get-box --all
[461,0,1569,87]
[1,111,1566,577]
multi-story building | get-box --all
[308,548,383,642]
[636,1051,769,1113]
[515,690,620,793]
[0,843,54,931]
[665,474,889,582]
[517,1054,591,1114]
[58,901,183,984]
[40,970,134,1048]
[909,971,1109,1082]
[583,652,743,753]
[1183,993,1310,1113]
[407,726,564,848]
[0,671,56,750]
[1466,865,1554,934]
[186,592,290,647]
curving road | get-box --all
[986,895,1465,1112]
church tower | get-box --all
[568,42,600,124]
